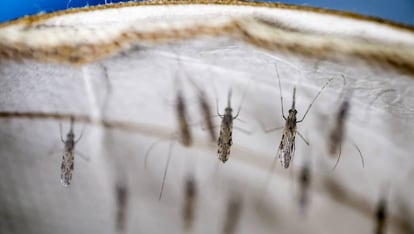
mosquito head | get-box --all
[66,131,75,140]
[224,107,232,115]
[288,109,297,116]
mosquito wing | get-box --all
[60,150,74,186]
[217,117,233,163]
[277,127,296,169]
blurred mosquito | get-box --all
[222,195,242,234]
[267,65,332,169]
[144,82,193,200]
[59,116,86,186]
[326,75,364,170]
[176,88,193,147]
[187,77,217,143]
[298,160,311,216]
[115,184,128,233]
[328,93,365,170]
[374,185,389,234]
[217,88,247,163]
[182,175,197,231]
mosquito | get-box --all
[115,184,128,233]
[374,185,389,234]
[59,116,84,186]
[176,89,193,147]
[222,195,242,234]
[273,65,332,168]
[329,96,365,170]
[298,161,311,216]
[182,176,197,231]
[144,86,192,200]
[187,77,216,142]
[375,197,387,234]
[217,89,242,163]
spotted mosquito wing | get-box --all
[60,150,74,186]
[217,117,233,163]
[277,127,296,169]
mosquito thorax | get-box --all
[67,132,75,140]
[177,96,185,113]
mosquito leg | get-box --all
[264,126,284,133]
[297,78,333,123]
[144,138,165,169]
[159,141,175,200]
[349,138,365,168]
[75,150,90,162]
[75,124,86,143]
[297,131,310,146]
[234,126,252,135]
[331,144,342,171]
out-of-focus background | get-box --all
[0,0,413,26]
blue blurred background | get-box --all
[0,0,413,26]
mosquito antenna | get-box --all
[297,78,333,123]
[159,141,174,200]
[275,64,287,120]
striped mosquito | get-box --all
[59,116,85,186]
[217,89,244,163]
[270,65,332,169]
[182,175,197,231]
